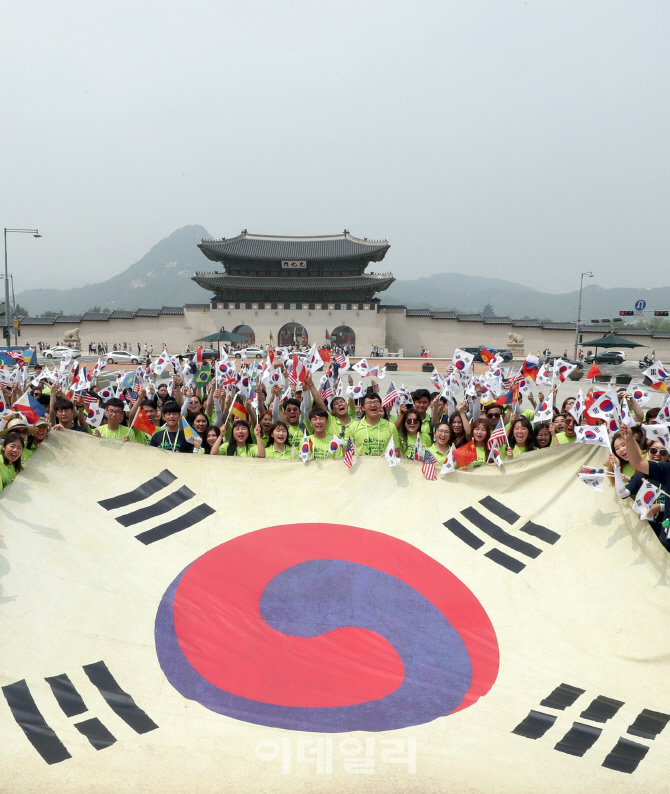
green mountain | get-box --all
[16,225,212,315]
[382,273,669,322]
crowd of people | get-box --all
[1,348,668,553]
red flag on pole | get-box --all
[587,362,601,379]
[453,440,478,469]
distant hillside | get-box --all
[16,227,670,321]
[16,225,211,315]
[382,273,670,321]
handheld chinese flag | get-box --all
[133,409,156,437]
[587,362,601,379]
[230,394,247,421]
[452,440,477,468]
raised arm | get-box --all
[621,425,649,475]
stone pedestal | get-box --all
[508,342,525,359]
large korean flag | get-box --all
[0,433,668,793]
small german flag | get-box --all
[231,394,247,421]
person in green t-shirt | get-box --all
[212,420,264,457]
[0,432,24,488]
[411,389,433,438]
[346,393,400,456]
[307,408,343,460]
[506,417,536,458]
[396,405,432,459]
[555,414,578,444]
[93,398,149,444]
[426,421,453,466]
[306,373,356,439]
[264,422,294,460]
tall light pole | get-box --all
[573,271,594,360]
[3,228,41,346]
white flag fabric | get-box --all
[532,395,553,424]
[452,349,475,373]
[1,436,669,793]
[304,344,324,374]
[536,364,552,387]
[642,361,670,384]
[569,388,585,422]
[632,481,660,518]
[351,358,370,377]
[439,446,456,475]
[642,423,670,449]
[384,436,399,466]
[578,472,605,491]
[575,425,611,448]
[85,404,106,428]
[153,349,171,375]
[587,389,620,421]
[553,358,577,383]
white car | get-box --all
[605,350,627,361]
[105,350,144,365]
[43,346,81,360]
[233,347,265,359]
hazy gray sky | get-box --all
[2,0,669,294]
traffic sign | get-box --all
[635,299,646,312]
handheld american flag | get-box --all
[421,449,438,481]
[343,435,356,468]
[382,381,399,408]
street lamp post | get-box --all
[573,271,594,360]
[3,228,41,345]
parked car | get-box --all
[43,346,81,360]
[461,345,514,362]
[184,347,220,361]
[233,347,265,359]
[584,351,625,365]
[105,350,143,365]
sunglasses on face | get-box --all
[406,418,420,424]
[486,413,501,420]
[649,447,668,456]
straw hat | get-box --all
[0,415,35,438]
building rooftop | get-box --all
[198,231,390,263]
[193,273,395,291]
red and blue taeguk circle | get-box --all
[155,524,499,732]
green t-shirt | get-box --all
[509,445,527,457]
[555,432,577,444]
[326,409,356,440]
[346,417,400,457]
[98,424,150,444]
[308,434,343,460]
[400,431,432,459]
[426,444,450,466]
[218,442,258,457]
[21,447,35,463]
[287,423,311,448]
[0,460,18,487]
[265,445,294,460]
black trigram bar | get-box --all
[512,709,557,739]
[540,683,585,710]
[2,680,72,765]
[443,518,485,550]
[484,548,525,573]
[602,737,650,774]
[627,708,670,740]
[478,496,520,525]
[554,721,602,756]
[115,485,195,527]
[580,695,625,723]
[82,661,158,734]
[461,507,542,558]
[478,497,561,544]
[98,469,177,510]
[135,503,217,545]
[74,717,117,751]
[45,673,88,718]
